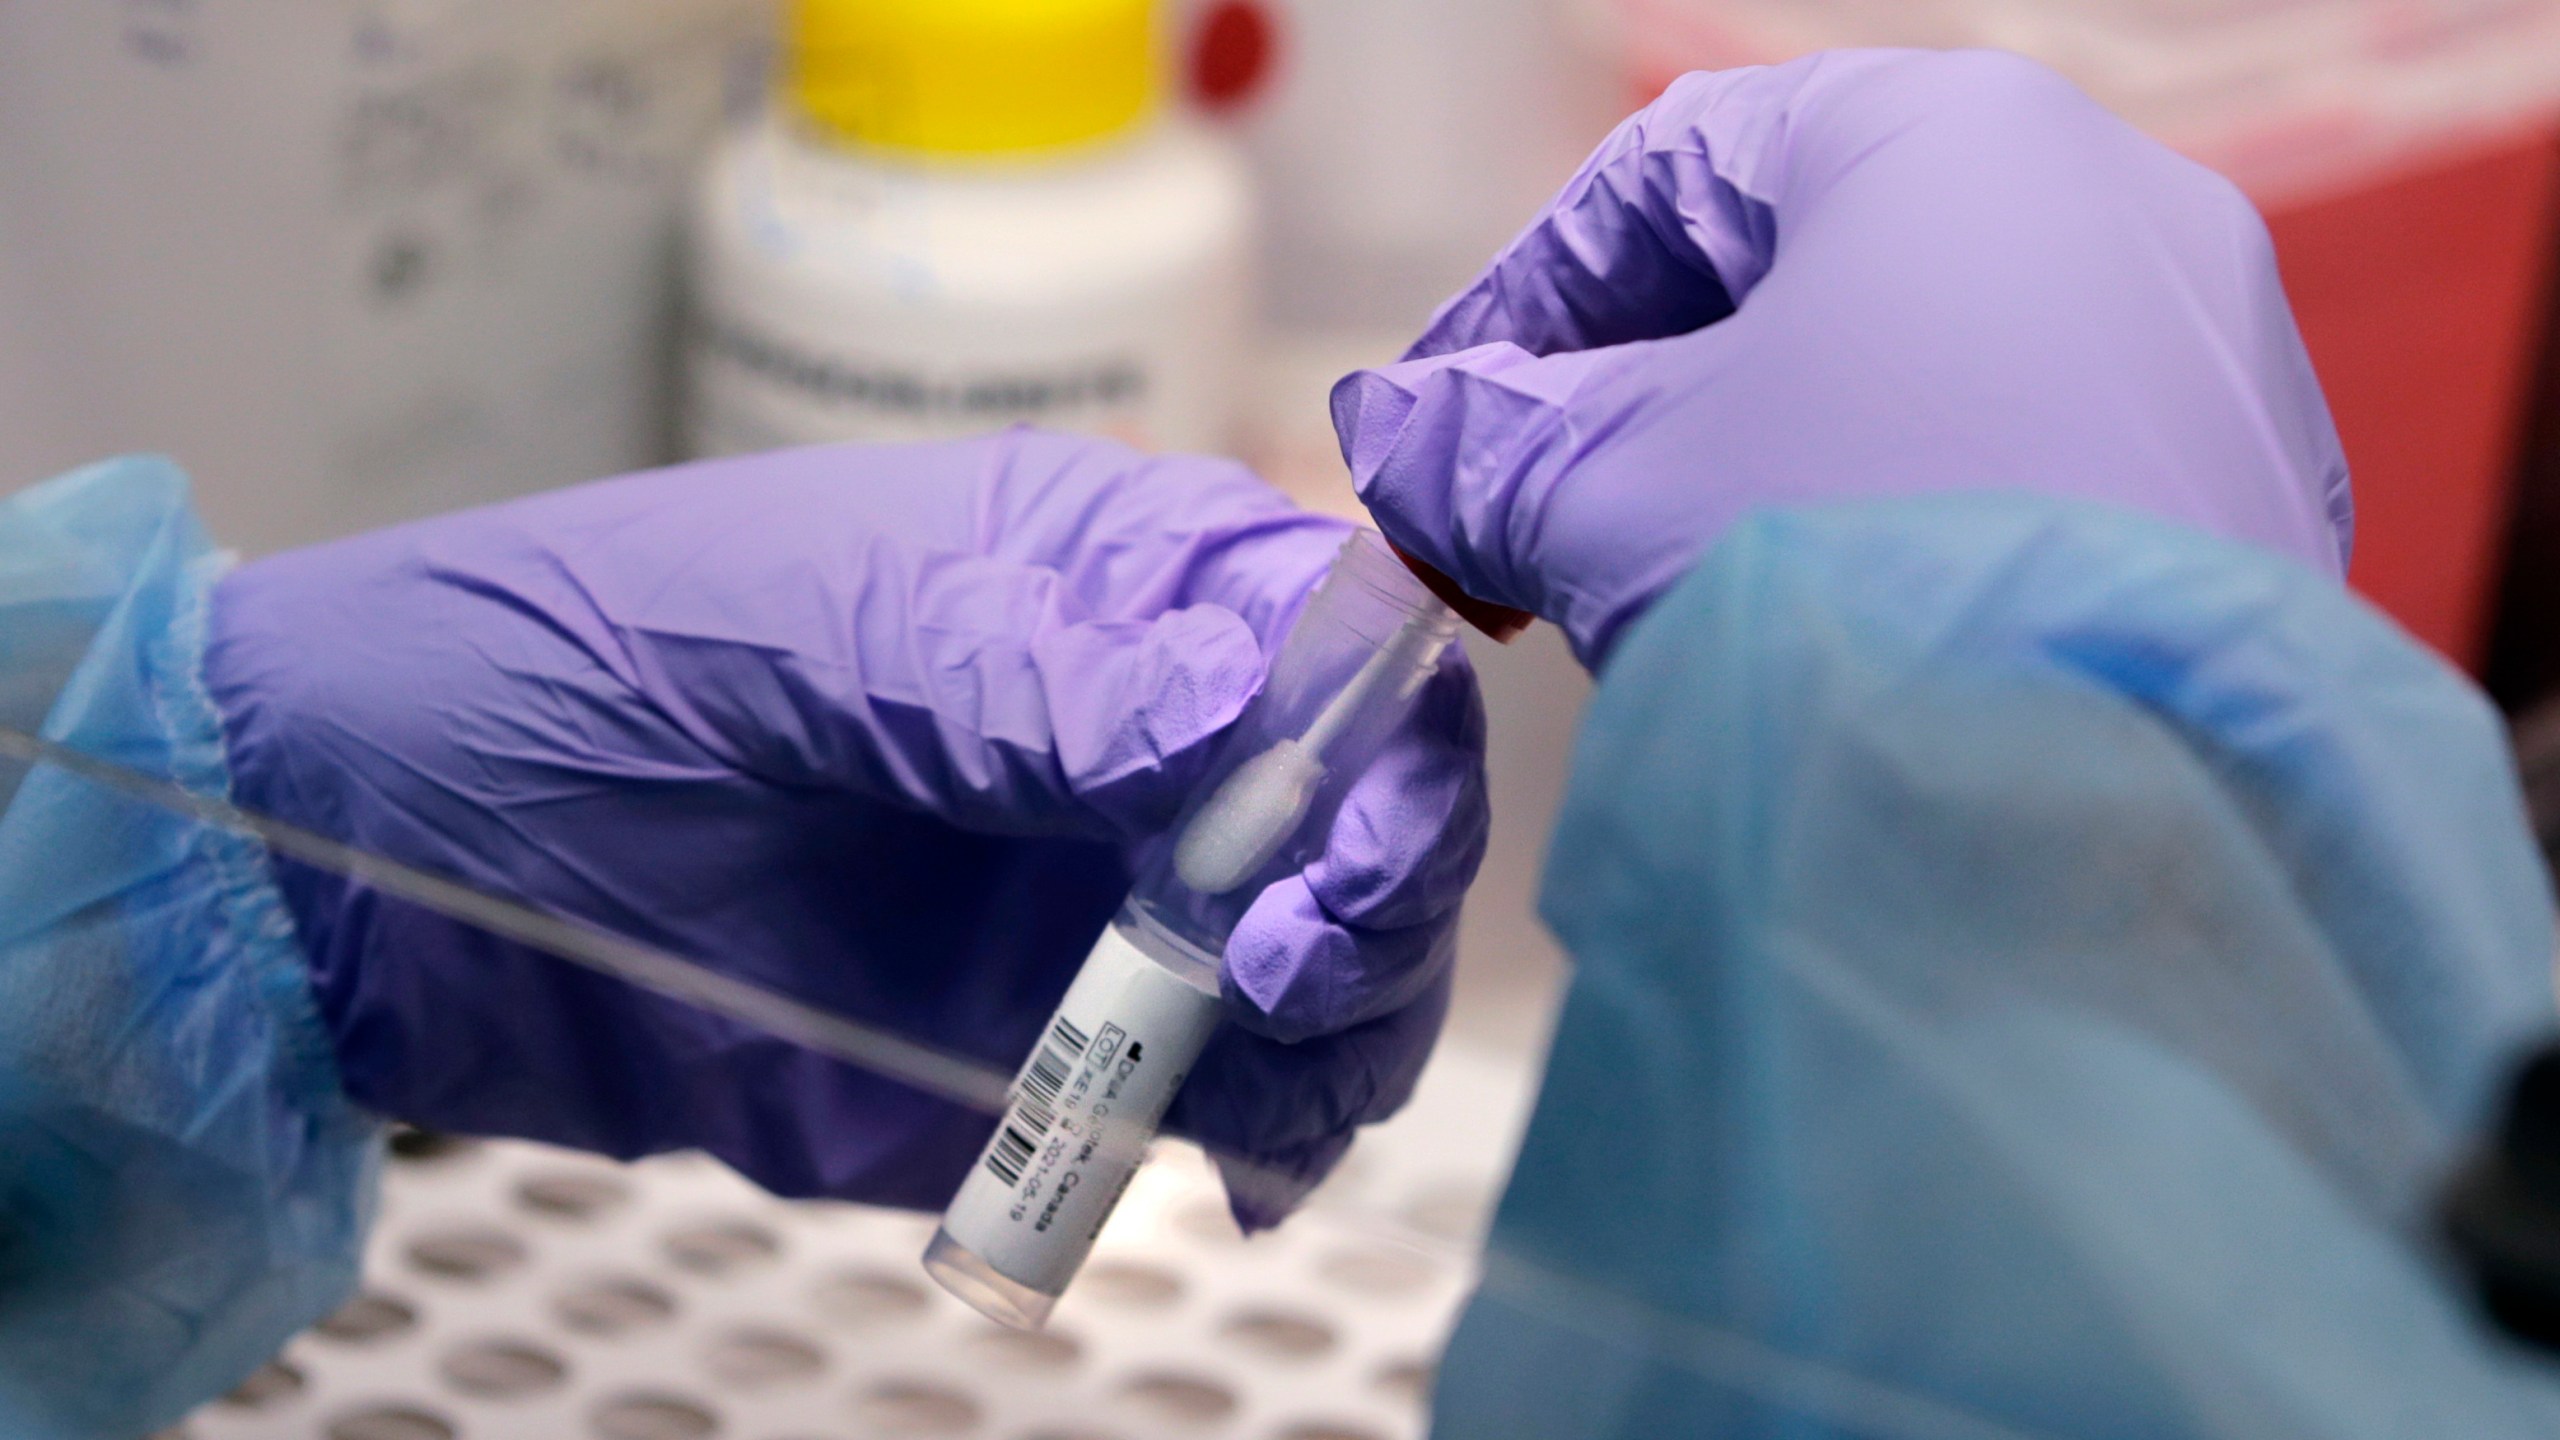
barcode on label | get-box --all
[1049,1016,1092,1058]
[986,1123,1040,1187]
[1023,1046,1070,1111]
[983,1015,1098,1187]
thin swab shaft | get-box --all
[0,722,1011,1116]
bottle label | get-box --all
[941,924,1223,1298]
[690,320,1155,449]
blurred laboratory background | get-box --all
[7,2,2560,1437]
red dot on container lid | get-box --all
[1189,0,1278,113]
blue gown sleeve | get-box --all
[0,458,378,1440]
[1435,494,2560,1439]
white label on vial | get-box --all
[942,924,1223,1299]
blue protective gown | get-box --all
[1434,495,2560,1438]
[0,459,375,1439]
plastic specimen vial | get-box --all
[924,529,1463,1327]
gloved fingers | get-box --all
[1331,338,1675,661]
[1296,649,1490,930]
[384,431,1349,838]
[299,499,1275,845]
[1212,650,1482,1042]
[975,428,1354,652]
[1405,48,2226,362]
[1032,602,1276,839]
[1224,887,1461,1044]
[1168,969,1452,1231]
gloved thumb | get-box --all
[1332,340,1652,664]
[1021,600,1276,840]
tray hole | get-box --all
[218,1358,305,1409]
[1400,1179,1489,1241]
[853,1379,982,1436]
[406,1227,527,1283]
[314,1292,419,1346]
[1076,1259,1183,1310]
[1116,1372,1237,1427]
[555,1276,678,1336]
[440,1338,569,1398]
[516,1170,631,1222]
[326,1405,457,1440]
[703,1327,827,1389]
[864,1206,941,1248]
[1170,1197,1246,1248]
[1372,1357,1433,1404]
[1312,1241,1436,1297]
[1218,1308,1336,1360]
[661,1219,780,1276]
[810,1265,931,1325]
[591,1392,722,1440]
[964,1326,1082,1371]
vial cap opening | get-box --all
[1386,542,1532,642]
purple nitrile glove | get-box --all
[204,429,1488,1228]
[1332,48,2353,670]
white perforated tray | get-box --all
[173,1042,1539,1440]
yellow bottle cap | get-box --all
[790,0,1158,158]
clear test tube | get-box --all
[923,528,1463,1328]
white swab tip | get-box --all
[1173,740,1328,894]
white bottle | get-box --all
[684,0,1254,457]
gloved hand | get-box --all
[1331,48,2352,669]
[206,429,1487,1226]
